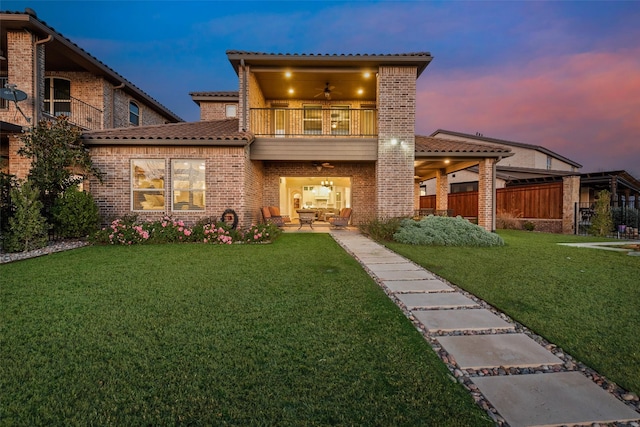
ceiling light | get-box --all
[444,159,450,164]
[357,89,363,95]
[285,71,292,78]
[363,72,371,78]
[288,88,294,94]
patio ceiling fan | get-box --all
[314,82,341,100]
[313,162,335,171]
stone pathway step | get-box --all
[396,292,480,310]
[473,372,640,427]
[414,309,514,333]
[383,279,453,293]
[437,333,563,369]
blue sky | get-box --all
[4,1,640,176]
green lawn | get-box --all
[386,230,640,395]
[0,235,491,426]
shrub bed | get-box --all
[393,215,504,247]
[91,215,281,245]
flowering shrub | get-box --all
[91,215,281,246]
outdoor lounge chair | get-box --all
[262,206,285,228]
[328,208,352,229]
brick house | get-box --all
[82,51,510,230]
[1,10,511,231]
[0,9,182,176]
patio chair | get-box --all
[268,206,290,224]
[329,208,352,229]
[262,206,285,228]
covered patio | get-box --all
[413,136,513,231]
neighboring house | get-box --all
[0,8,182,176]
[82,50,510,231]
[423,129,582,195]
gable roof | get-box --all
[415,135,512,158]
[0,9,183,123]
[226,51,433,77]
[81,119,253,146]
[431,129,581,168]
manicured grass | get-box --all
[386,230,640,395]
[0,235,492,426]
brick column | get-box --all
[477,158,494,231]
[413,180,421,215]
[435,168,448,211]
[562,175,581,234]
[376,66,416,218]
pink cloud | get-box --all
[417,48,640,177]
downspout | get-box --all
[33,34,53,125]
[241,59,247,132]
[492,156,502,232]
[111,82,125,128]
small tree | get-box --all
[18,116,102,221]
[0,172,18,235]
[3,181,48,252]
[589,190,614,237]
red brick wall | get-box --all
[87,145,254,227]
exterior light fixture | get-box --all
[391,138,398,145]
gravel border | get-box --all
[0,240,89,264]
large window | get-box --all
[132,159,165,211]
[129,101,140,126]
[303,105,322,135]
[44,77,71,117]
[172,159,205,211]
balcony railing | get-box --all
[41,96,103,130]
[249,107,377,137]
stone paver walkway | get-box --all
[330,229,640,427]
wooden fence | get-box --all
[420,182,563,219]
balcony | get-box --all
[41,95,103,130]
[249,107,377,137]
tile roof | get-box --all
[415,135,512,156]
[81,119,252,145]
[226,50,432,58]
[189,91,239,98]
[431,129,582,168]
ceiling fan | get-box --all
[314,82,341,100]
[313,162,335,171]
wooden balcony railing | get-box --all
[249,107,377,137]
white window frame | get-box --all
[171,159,206,212]
[131,159,165,211]
[44,77,71,117]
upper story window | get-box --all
[0,77,8,109]
[303,105,322,135]
[225,104,237,118]
[546,155,552,170]
[331,106,350,135]
[44,77,71,117]
[129,101,140,126]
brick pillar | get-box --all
[376,66,416,218]
[8,135,30,180]
[7,30,39,126]
[562,175,581,234]
[413,180,421,214]
[477,158,494,231]
[435,168,448,211]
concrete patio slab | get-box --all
[366,262,422,273]
[396,293,480,309]
[414,309,515,332]
[372,269,435,281]
[472,372,640,427]
[437,334,562,369]
[383,279,453,293]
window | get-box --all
[360,106,376,135]
[450,182,478,194]
[330,106,350,135]
[129,101,140,126]
[225,104,237,118]
[132,159,165,211]
[546,155,552,170]
[303,105,322,135]
[0,77,7,109]
[44,78,71,117]
[172,159,205,211]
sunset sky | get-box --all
[4,1,639,177]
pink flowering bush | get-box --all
[91,215,281,246]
